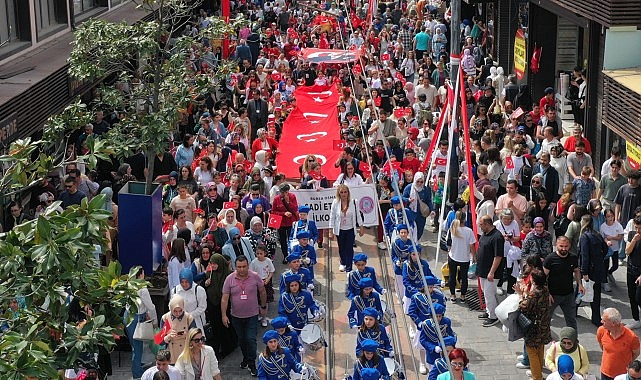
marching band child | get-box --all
[355,308,393,358]
[391,224,416,300]
[352,340,391,380]
[278,275,319,330]
[291,230,317,281]
[258,330,306,379]
[346,253,385,299]
[348,278,385,329]
[270,316,303,363]
[278,253,313,294]
[419,303,456,373]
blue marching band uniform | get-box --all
[348,277,385,328]
[408,276,447,327]
[346,253,385,299]
[383,196,417,242]
[270,316,303,363]
[258,330,304,380]
[278,274,319,330]
[291,230,317,280]
[351,339,391,380]
[279,253,313,294]
[355,308,393,358]
[289,205,319,246]
[418,303,456,367]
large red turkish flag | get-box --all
[276,84,342,180]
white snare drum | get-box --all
[290,364,320,380]
[384,357,401,379]
[300,323,325,351]
[380,300,393,325]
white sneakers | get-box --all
[261,317,269,327]
[626,320,641,329]
[409,326,415,340]
[339,264,346,272]
[496,288,505,296]
[377,242,387,250]
[419,363,427,374]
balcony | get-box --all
[542,0,641,27]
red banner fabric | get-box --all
[276,84,342,180]
[458,65,478,238]
[300,48,361,64]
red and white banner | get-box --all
[300,48,361,64]
[276,84,342,180]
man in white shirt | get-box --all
[601,146,627,178]
[536,126,560,159]
[141,350,181,380]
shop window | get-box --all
[0,0,32,60]
[36,0,67,40]
[73,0,108,16]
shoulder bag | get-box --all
[133,319,154,341]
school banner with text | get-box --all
[291,185,379,229]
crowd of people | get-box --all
[6,0,637,379]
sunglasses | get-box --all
[191,337,205,343]
[65,185,73,188]
[233,236,241,240]
[532,180,540,184]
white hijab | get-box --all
[409,172,425,212]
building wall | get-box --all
[603,28,641,70]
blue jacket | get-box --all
[353,358,391,380]
[391,237,416,275]
[279,268,312,294]
[348,293,384,328]
[402,259,436,298]
[292,243,317,277]
[347,267,384,299]
[278,290,318,330]
[289,219,320,243]
[408,292,447,326]
[356,327,393,357]
[257,347,302,380]
[277,330,302,363]
[419,317,455,365]
[384,208,416,238]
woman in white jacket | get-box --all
[329,184,364,272]
[175,328,223,380]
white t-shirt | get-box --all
[449,226,476,262]
[494,220,520,255]
[141,365,181,380]
[250,257,275,280]
[600,221,624,251]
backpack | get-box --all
[416,103,433,125]
[518,157,532,189]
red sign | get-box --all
[382,53,390,61]
[275,84,342,180]
[435,157,448,166]
[505,156,515,170]
[223,202,234,209]
[395,71,404,81]
[309,171,323,180]
[243,160,254,173]
[393,108,405,118]
[511,107,525,120]
[404,107,413,117]
[268,214,283,229]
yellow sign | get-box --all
[514,29,526,80]
[627,141,641,170]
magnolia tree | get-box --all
[0,139,146,379]
[59,0,245,194]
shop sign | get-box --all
[514,29,527,80]
[0,113,18,146]
[626,141,641,170]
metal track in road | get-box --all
[325,241,334,380]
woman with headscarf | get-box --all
[403,171,432,241]
[461,49,477,77]
[431,28,447,60]
[245,215,277,256]
[245,199,270,231]
[170,268,207,331]
[221,227,255,267]
[253,150,271,174]
[521,217,554,261]
[204,253,237,358]
[544,327,589,377]
[217,208,244,235]
[159,295,196,365]
[191,243,212,286]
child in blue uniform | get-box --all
[352,339,391,380]
[270,316,303,363]
[384,196,417,242]
[291,230,317,280]
[355,308,393,358]
[391,224,417,300]
[402,250,438,314]
[419,303,456,373]
[346,253,385,299]
[278,253,312,294]
[427,336,458,380]
[258,330,305,380]
[278,274,319,330]
[289,205,319,247]
[348,277,385,329]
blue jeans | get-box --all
[231,315,259,366]
[521,340,530,366]
[124,311,146,378]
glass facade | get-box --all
[0,0,32,59]
[35,0,67,40]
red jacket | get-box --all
[251,137,279,161]
[271,193,299,228]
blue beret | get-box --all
[361,339,379,353]
[358,277,373,289]
[360,368,381,380]
[284,274,300,285]
[298,205,311,213]
[390,196,401,204]
[262,330,280,344]
[396,224,408,232]
[443,336,457,347]
[286,253,301,262]
[424,276,439,286]
[353,253,368,263]
[433,303,445,315]
[363,307,379,319]
[270,316,289,329]
[296,230,311,239]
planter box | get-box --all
[118,181,162,275]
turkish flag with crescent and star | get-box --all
[276,84,342,180]
[267,214,283,229]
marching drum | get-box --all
[380,300,393,325]
[384,357,401,379]
[300,323,326,352]
[290,365,320,380]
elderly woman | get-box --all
[245,216,278,259]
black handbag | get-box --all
[516,312,532,332]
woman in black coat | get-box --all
[579,214,608,327]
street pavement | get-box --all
[109,224,634,379]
